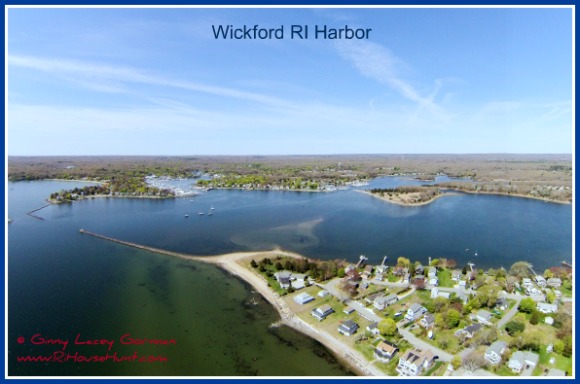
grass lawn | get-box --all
[539,348,572,375]
[437,269,453,288]
[374,355,400,376]
[424,361,444,376]
[495,365,518,376]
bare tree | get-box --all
[462,351,486,373]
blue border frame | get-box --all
[2,1,576,383]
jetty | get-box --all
[79,229,201,262]
[561,261,572,268]
[26,203,52,220]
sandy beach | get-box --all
[77,230,382,376]
[198,251,384,376]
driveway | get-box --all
[397,324,454,362]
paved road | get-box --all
[397,324,454,362]
[497,297,522,328]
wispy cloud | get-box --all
[335,40,451,122]
[8,55,294,108]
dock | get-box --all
[561,261,572,268]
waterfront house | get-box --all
[428,276,439,286]
[275,271,292,289]
[522,278,533,289]
[547,277,562,288]
[293,292,314,305]
[536,302,558,314]
[534,275,547,287]
[428,267,437,278]
[374,272,384,281]
[458,280,467,288]
[291,273,308,289]
[405,304,427,322]
[338,320,359,336]
[508,351,539,374]
[366,322,380,336]
[374,340,399,362]
[415,264,425,276]
[396,348,435,376]
[484,341,507,365]
[403,273,411,284]
[451,270,462,282]
[311,304,334,321]
[420,313,435,328]
[476,309,493,325]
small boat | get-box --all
[208,212,213,216]
[184,214,189,218]
[198,212,204,216]
[210,205,215,210]
[474,251,478,257]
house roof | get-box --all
[464,323,482,334]
[400,348,435,366]
[376,340,398,354]
[385,293,398,301]
[318,304,333,313]
[422,313,435,323]
[510,351,539,366]
[339,319,359,332]
[486,341,507,355]
[477,309,492,320]
[367,322,378,330]
[409,303,425,313]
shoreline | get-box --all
[358,189,452,207]
[359,188,571,206]
[77,229,378,376]
[200,252,381,376]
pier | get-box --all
[26,203,52,220]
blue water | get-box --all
[7,179,572,376]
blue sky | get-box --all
[7,7,573,155]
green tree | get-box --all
[451,356,462,370]
[397,257,410,268]
[518,297,536,313]
[250,259,258,268]
[509,261,531,278]
[378,318,397,337]
[553,339,565,354]
[445,309,461,329]
[544,269,554,279]
[505,320,525,336]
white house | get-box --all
[547,277,562,288]
[536,302,558,314]
[318,290,329,298]
[428,276,439,286]
[420,313,435,328]
[508,351,539,374]
[476,309,493,325]
[338,320,359,336]
[522,278,533,289]
[293,292,314,305]
[484,341,507,365]
[311,304,334,321]
[534,275,547,287]
[396,348,435,376]
[405,304,427,322]
[451,270,462,282]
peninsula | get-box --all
[79,229,573,377]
